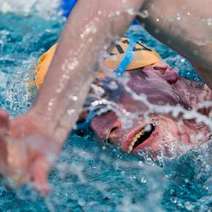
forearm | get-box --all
[139,0,212,87]
[31,0,144,143]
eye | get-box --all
[153,66,167,74]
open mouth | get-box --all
[128,124,156,153]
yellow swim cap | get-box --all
[34,38,160,88]
[104,37,160,71]
[35,44,57,88]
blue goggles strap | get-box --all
[61,0,77,17]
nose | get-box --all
[106,118,122,139]
[91,111,121,140]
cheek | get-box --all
[119,94,148,113]
[143,118,181,153]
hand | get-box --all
[0,110,59,195]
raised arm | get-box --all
[0,0,144,193]
[31,0,144,143]
[139,0,212,87]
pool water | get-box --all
[0,12,211,212]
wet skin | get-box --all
[0,111,58,195]
[0,0,144,193]
[90,63,212,156]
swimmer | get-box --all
[89,59,212,157]
[36,38,212,157]
[0,0,211,194]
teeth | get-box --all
[127,124,155,153]
[128,129,144,153]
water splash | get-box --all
[0,0,60,18]
[0,8,211,212]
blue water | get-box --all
[0,13,211,211]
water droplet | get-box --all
[207,18,212,26]
[176,13,181,21]
[140,176,147,183]
[69,95,78,101]
[139,10,149,19]
[184,201,193,210]
[108,81,118,90]
[67,109,75,115]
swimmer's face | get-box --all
[90,64,193,155]
[91,112,185,155]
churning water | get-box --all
[0,2,211,211]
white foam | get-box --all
[0,0,60,17]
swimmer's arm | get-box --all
[31,0,144,144]
[139,0,212,87]
[0,0,147,192]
